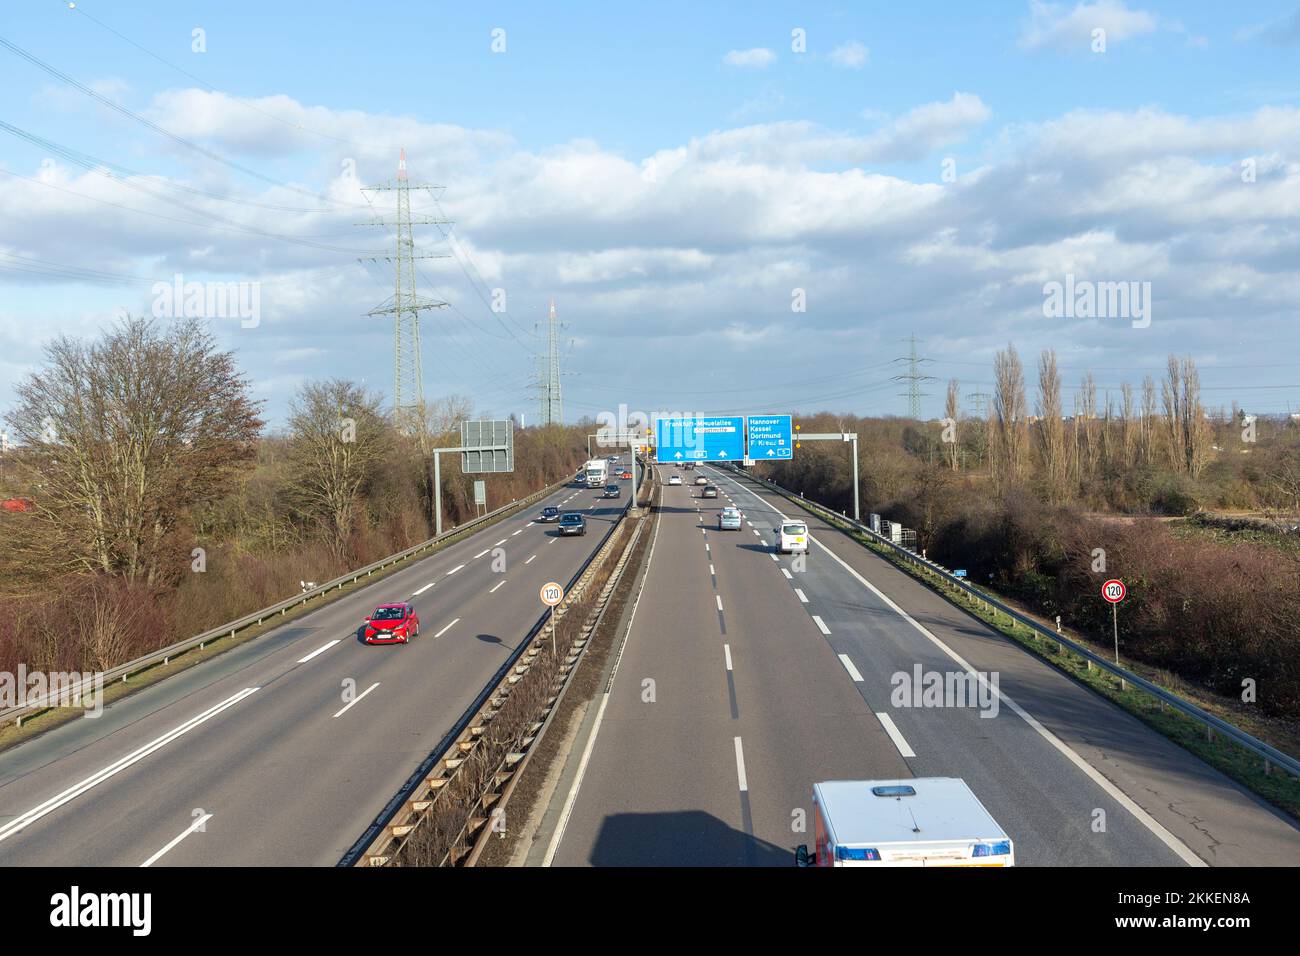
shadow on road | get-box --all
[582,811,793,867]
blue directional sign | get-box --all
[745,414,793,460]
[655,416,745,463]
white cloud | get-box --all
[1019,1,1158,50]
[5,89,1300,421]
[829,42,869,69]
[722,48,776,69]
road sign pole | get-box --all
[550,605,556,658]
[851,434,860,523]
[433,450,442,537]
[1113,602,1119,665]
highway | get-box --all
[544,464,1300,867]
[0,474,629,866]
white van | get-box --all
[796,778,1014,867]
[776,520,809,555]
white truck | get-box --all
[796,778,1014,867]
[584,458,608,488]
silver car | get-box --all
[718,507,742,530]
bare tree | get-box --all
[3,316,262,587]
[992,344,1027,490]
[944,379,960,471]
[1162,355,1211,477]
[285,380,392,558]
[1120,382,1136,469]
[1139,375,1157,466]
[1036,350,1067,502]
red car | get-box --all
[363,603,420,644]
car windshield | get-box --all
[371,607,405,620]
[561,514,582,522]
[543,507,558,514]
[782,523,807,535]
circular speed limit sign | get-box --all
[1102,579,1126,604]
[540,582,564,607]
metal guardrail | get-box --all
[340,457,650,866]
[724,464,1300,780]
[1,477,574,727]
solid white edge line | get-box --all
[140,811,213,867]
[795,505,1208,867]
[838,653,864,682]
[412,582,434,596]
[543,503,663,867]
[434,618,460,638]
[733,736,748,792]
[332,681,381,719]
[876,712,916,758]
[297,639,340,663]
[0,688,258,843]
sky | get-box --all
[1,0,1299,429]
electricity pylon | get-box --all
[532,298,568,426]
[357,149,450,436]
[891,334,938,420]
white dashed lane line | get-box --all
[780,568,793,579]
[489,580,505,594]
[412,582,434,596]
[434,618,460,638]
[794,588,809,603]
[446,564,465,575]
[333,681,381,719]
[876,712,916,758]
[811,615,831,635]
[297,640,339,663]
[838,654,864,682]
[525,554,537,565]
[473,549,489,560]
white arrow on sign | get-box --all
[766,449,775,456]
[674,451,682,459]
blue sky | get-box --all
[2,0,1299,426]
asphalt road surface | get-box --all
[0,477,628,866]
[546,464,1300,867]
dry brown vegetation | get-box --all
[0,317,599,680]
[759,346,1300,722]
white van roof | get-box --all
[814,778,1008,847]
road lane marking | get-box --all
[724,644,733,671]
[770,554,779,561]
[527,521,535,526]
[794,588,809,603]
[525,554,537,565]
[733,736,748,792]
[876,712,916,757]
[297,640,340,663]
[811,615,831,635]
[705,543,710,553]
[446,564,465,575]
[140,812,213,867]
[839,654,864,682]
[747,479,1210,867]
[709,564,716,575]
[333,681,381,719]
[0,688,258,845]
[543,490,664,867]
[494,539,507,546]
[716,595,723,611]
[511,529,524,536]
[473,549,490,559]
[434,618,460,638]
[781,568,793,579]
[412,582,435,596]
[489,581,505,594]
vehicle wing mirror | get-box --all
[795,844,811,867]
